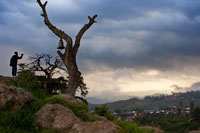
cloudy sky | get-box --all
[1,0,200,102]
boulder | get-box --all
[0,84,34,110]
[57,93,80,104]
[35,104,82,131]
[69,120,121,133]
[35,104,120,133]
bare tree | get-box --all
[37,0,97,96]
[19,53,89,97]
[27,53,65,79]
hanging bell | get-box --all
[57,38,65,50]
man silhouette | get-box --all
[10,52,23,76]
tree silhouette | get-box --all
[191,107,200,122]
[37,0,97,96]
[27,53,65,79]
[19,53,89,97]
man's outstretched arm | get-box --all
[18,54,24,59]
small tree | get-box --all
[94,105,114,120]
[37,0,97,96]
[20,53,89,97]
[27,53,65,79]
[15,70,41,90]
[76,76,88,97]
[191,107,200,122]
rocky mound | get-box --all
[0,84,34,110]
[35,103,120,133]
[35,104,82,131]
[0,83,121,132]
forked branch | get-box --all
[73,15,97,56]
[37,0,73,58]
[37,0,97,59]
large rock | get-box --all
[57,93,80,104]
[69,120,121,133]
[35,104,121,133]
[0,84,34,110]
[35,104,82,131]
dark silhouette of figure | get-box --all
[10,52,23,76]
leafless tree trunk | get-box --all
[37,0,97,96]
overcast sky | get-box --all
[1,0,200,101]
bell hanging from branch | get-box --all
[57,38,65,50]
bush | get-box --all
[45,77,67,93]
[94,105,114,120]
[14,70,42,90]
[12,70,51,99]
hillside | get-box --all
[86,97,109,104]
[89,91,200,112]
[0,74,155,133]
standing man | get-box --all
[10,52,23,76]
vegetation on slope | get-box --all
[0,71,93,132]
[0,71,151,133]
[89,92,200,112]
[93,105,154,133]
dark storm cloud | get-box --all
[78,30,200,73]
[77,0,200,73]
[1,0,200,74]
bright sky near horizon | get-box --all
[1,0,200,101]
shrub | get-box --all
[12,70,51,99]
[14,70,42,90]
[94,105,114,120]
[45,77,67,93]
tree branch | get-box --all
[73,14,97,56]
[37,0,73,57]
[57,50,64,61]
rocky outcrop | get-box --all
[0,84,34,110]
[57,93,80,104]
[0,76,121,132]
[69,120,121,133]
[35,104,82,131]
[0,75,11,85]
[35,104,121,133]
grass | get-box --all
[114,120,154,133]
